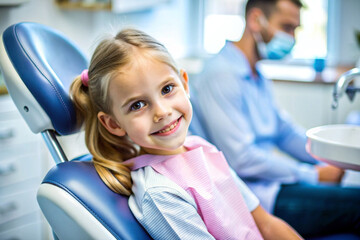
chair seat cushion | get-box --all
[42,159,151,240]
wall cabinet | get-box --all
[0,92,89,240]
[0,95,51,240]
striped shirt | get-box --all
[128,154,259,239]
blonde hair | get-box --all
[70,29,179,196]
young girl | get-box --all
[70,28,302,240]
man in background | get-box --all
[190,0,360,237]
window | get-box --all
[291,0,328,59]
[202,0,328,60]
[203,0,246,54]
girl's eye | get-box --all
[130,101,146,111]
[161,84,174,95]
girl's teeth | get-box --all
[159,120,178,133]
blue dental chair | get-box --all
[0,22,151,240]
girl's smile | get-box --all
[151,116,182,136]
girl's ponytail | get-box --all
[70,76,91,128]
[70,74,136,196]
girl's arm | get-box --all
[252,205,303,240]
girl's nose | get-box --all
[153,102,172,123]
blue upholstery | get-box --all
[2,22,87,135]
[43,160,151,240]
[1,22,152,239]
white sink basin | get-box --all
[306,124,360,171]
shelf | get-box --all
[56,1,111,11]
[112,0,169,13]
[55,0,170,13]
[0,86,8,95]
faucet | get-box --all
[332,67,360,109]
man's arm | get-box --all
[193,76,318,184]
[274,109,318,164]
[275,110,344,183]
[252,205,303,240]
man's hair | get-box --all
[245,0,303,18]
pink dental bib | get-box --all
[126,136,263,240]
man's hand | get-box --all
[316,165,344,183]
[252,205,303,240]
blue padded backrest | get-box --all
[43,160,152,240]
[2,22,88,135]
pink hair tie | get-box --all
[81,69,89,87]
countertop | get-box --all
[257,62,354,84]
[177,57,354,85]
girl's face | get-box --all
[98,54,192,155]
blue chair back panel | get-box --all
[2,22,88,135]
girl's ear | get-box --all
[97,111,126,137]
[180,69,190,97]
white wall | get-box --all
[0,0,194,59]
[327,0,360,66]
[273,81,360,130]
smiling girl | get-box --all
[70,28,302,240]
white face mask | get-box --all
[254,16,296,60]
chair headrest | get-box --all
[1,22,88,135]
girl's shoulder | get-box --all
[130,166,196,205]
